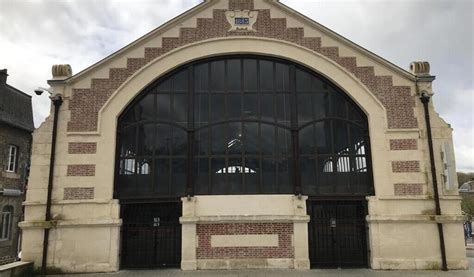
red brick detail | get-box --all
[63,187,95,200]
[68,142,97,154]
[67,164,96,176]
[389,139,418,150]
[392,161,420,173]
[196,223,294,259]
[394,183,423,196]
[68,0,418,132]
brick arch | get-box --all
[68,0,416,133]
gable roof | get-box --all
[54,0,417,85]
[0,82,34,132]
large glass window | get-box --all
[116,56,372,199]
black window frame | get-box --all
[114,55,374,200]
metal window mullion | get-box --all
[289,65,301,195]
[186,65,195,196]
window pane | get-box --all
[155,159,170,194]
[298,94,313,125]
[136,158,152,194]
[156,94,170,120]
[155,124,170,156]
[228,158,243,193]
[195,128,210,156]
[315,121,332,155]
[276,94,291,125]
[156,77,171,92]
[171,128,187,156]
[171,159,186,195]
[119,158,135,194]
[195,94,209,126]
[227,59,241,92]
[262,158,276,193]
[333,121,349,154]
[173,69,188,92]
[260,94,274,121]
[243,94,258,119]
[211,158,226,194]
[260,124,275,155]
[276,128,291,156]
[135,94,155,122]
[299,126,315,155]
[210,95,225,122]
[300,156,316,194]
[313,92,330,120]
[243,59,257,92]
[332,91,348,118]
[194,63,209,92]
[194,158,209,194]
[210,60,225,91]
[211,125,226,154]
[244,158,260,193]
[259,60,274,92]
[137,124,154,156]
[275,63,289,92]
[227,123,242,155]
[172,94,187,124]
[243,123,259,155]
[296,68,312,93]
[227,94,242,119]
[120,127,136,157]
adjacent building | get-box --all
[20,0,467,273]
[0,69,34,265]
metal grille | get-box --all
[307,200,368,268]
[120,202,182,269]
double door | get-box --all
[308,200,368,268]
[120,202,181,268]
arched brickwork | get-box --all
[68,0,417,132]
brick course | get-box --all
[67,164,96,176]
[394,183,423,196]
[68,142,97,154]
[63,187,95,200]
[390,139,418,150]
[196,223,294,259]
[67,0,418,132]
[392,161,420,173]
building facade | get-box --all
[0,69,34,265]
[21,0,467,273]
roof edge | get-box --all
[6,84,33,98]
[59,0,216,84]
[267,0,417,81]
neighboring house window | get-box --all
[6,145,18,172]
[0,206,13,240]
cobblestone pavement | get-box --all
[55,258,474,277]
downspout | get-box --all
[41,95,63,275]
[419,89,448,271]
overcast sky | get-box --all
[0,0,472,172]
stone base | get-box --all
[181,260,197,271]
[371,258,469,270]
[196,258,295,270]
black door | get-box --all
[308,200,368,268]
[120,202,182,269]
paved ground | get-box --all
[54,257,474,277]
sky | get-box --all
[0,0,472,172]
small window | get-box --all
[0,206,13,240]
[6,145,18,173]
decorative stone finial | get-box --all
[52,64,72,79]
[410,61,430,76]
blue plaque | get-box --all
[235,18,250,25]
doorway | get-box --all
[307,199,368,268]
[120,201,182,269]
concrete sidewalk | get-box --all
[54,258,474,277]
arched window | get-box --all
[115,56,373,199]
[0,206,13,240]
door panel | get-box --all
[308,200,368,268]
[121,202,181,268]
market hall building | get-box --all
[20,0,467,273]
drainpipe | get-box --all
[41,94,63,275]
[420,93,448,271]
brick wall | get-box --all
[68,142,97,154]
[67,164,96,176]
[0,255,16,265]
[394,183,423,196]
[390,139,418,150]
[67,0,418,132]
[392,161,420,173]
[196,223,294,259]
[63,187,95,200]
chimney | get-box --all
[0,69,7,86]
